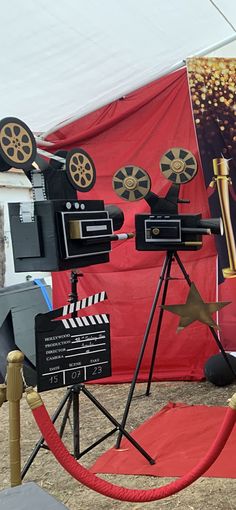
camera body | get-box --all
[135,213,222,251]
[8,199,117,271]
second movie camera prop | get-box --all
[112,147,223,251]
[0,117,126,272]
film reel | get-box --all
[0,117,37,170]
[160,148,197,184]
[112,165,151,201]
[66,148,96,192]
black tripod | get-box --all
[22,271,155,478]
[116,250,236,448]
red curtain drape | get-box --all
[44,68,219,382]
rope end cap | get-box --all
[25,387,43,410]
[228,393,236,410]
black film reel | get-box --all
[112,165,151,201]
[160,147,197,184]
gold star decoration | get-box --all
[161,282,230,332]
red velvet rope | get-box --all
[207,186,216,198]
[31,401,236,502]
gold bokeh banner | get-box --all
[187,57,236,279]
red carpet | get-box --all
[90,402,236,478]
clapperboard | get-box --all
[35,291,111,392]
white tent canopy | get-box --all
[0,0,236,133]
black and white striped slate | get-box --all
[62,313,109,329]
[35,291,111,392]
[44,291,108,322]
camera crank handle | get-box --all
[84,233,135,246]
[114,233,135,240]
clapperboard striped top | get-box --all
[62,314,109,329]
[46,291,108,321]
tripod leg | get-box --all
[58,387,81,459]
[77,428,118,458]
[174,253,236,379]
[58,392,73,438]
[209,327,236,378]
[81,386,155,465]
[115,252,173,449]
[146,253,173,396]
[72,387,80,459]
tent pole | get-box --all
[187,33,236,60]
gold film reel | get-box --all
[0,117,37,169]
[160,148,197,184]
[66,148,96,192]
[112,165,151,201]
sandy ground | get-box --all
[1,380,236,510]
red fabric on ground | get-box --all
[91,402,236,478]
[46,68,220,383]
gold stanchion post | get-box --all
[212,158,236,278]
[6,350,24,487]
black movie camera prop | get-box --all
[0,117,157,470]
[0,117,128,272]
[112,147,223,251]
[112,149,233,451]
[8,198,125,272]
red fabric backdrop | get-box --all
[45,68,219,382]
